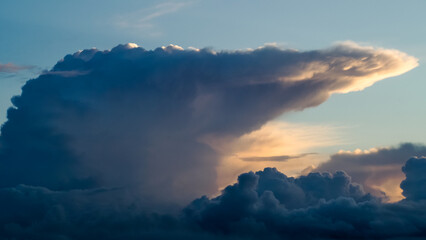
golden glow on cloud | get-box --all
[338,147,380,155]
[125,43,140,49]
[161,44,184,52]
[279,41,419,94]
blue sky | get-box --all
[1,0,425,153]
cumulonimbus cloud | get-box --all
[0,42,417,212]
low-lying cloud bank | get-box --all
[0,43,420,238]
[184,157,426,239]
[2,157,426,239]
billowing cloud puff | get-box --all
[184,161,426,239]
[0,43,417,212]
[317,143,426,201]
[185,167,372,215]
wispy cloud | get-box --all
[115,1,192,33]
[240,153,316,162]
[0,63,34,73]
[41,70,90,77]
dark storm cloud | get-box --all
[0,43,416,210]
[2,156,426,238]
[0,43,420,238]
[317,143,426,199]
[0,185,208,240]
[184,161,426,239]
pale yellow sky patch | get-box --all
[203,121,345,191]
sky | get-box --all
[1,0,426,152]
[1,1,426,239]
